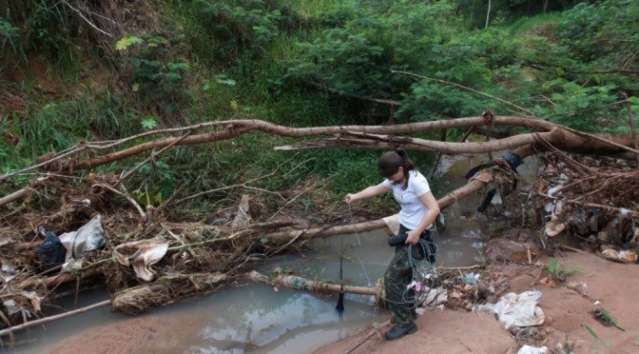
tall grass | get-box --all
[508,12,564,35]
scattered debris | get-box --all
[59,215,106,264]
[114,239,169,282]
[535,153,639,253]
[2,291,43,319]
[600,247,638,264]
[544,216,566,238]
[36,226,66,269]
[565,281,589,298]
[512,326,547,345]
[419,286,448,308]
[0,259,17,283]
[592,306,625,332]
[485,238,539,264]
[231,194,252,230]
[581,323,601,341]
[112,272,228,314]
[461,272,480,286]
[517,344,549,354]
[0,145,636,339]
[475,290,545,329]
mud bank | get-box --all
[315,251,639,354]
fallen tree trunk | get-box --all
[3,116,557,177]
[267,169,495,244]
[2,115,636,209]
[50,116,639,171]
[246,271,379,297]
[275,131,553,154]
[275,129,637,157]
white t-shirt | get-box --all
[379,170,431,231]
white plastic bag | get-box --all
[59,214,106,261]
[475,290,545,329]
[114,239,169,282]
[518,345,548,354]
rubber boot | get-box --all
[384,322,417,341]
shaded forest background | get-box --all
[1,0,638,217]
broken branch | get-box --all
[0,299,111,337]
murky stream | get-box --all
[5,154,537,354]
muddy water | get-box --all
[7,154,538,354]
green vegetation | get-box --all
[1,0,638,214]
[545,258,578,282]
[592,306,625,331]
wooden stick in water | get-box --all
[0,300,111,337]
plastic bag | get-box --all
[517,345,548,354]
[36,226,66,269]
[475,290,545,329]
[59,215,106,261]
[114,239,169,282]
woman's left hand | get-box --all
[405,230,420,245]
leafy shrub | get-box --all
[179,0,299,64]
[116,34,191,118]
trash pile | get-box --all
[0,174,338,327]
[533,153,639,262]
[408,268,510,312]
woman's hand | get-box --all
[405,230,420,245]
[344,193,355,204]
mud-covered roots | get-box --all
[112,272,228,315]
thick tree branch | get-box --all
[53,116,559,170]
[276,128,638,157]
[276,131,555,154]
[267,169,495,244]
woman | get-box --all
[344,150,440,341]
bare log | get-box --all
[3,115,636,187]
[276,129,638,157]
[247,271,378,296]
[267,169,495,244]
[275,131,554,154]
[438,171,493,209]
[3,114,634,211]
[267,219,388,244]
[0,188,30,207]
[16,116,557,174]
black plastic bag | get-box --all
[36,226,66,269]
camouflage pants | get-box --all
[384,225,436,325]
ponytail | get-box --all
[394,149,414,173]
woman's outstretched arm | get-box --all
[344,184,390,204]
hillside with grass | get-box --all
[1,0,638,216]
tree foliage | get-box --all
[2,0,638,198]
